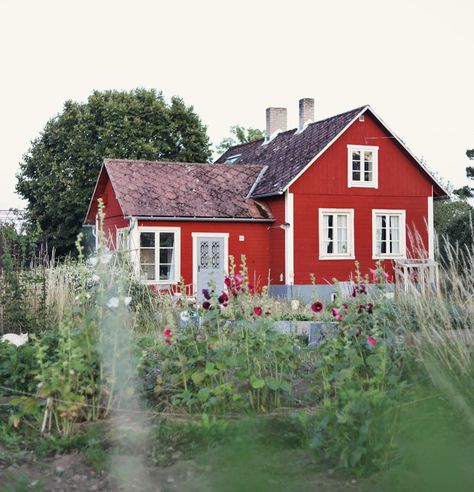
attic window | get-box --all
[225,154,241,164]
[347,145,379,189]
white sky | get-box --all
[0,0,473,209]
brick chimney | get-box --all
[299,98,314,130]
[265,107,287,141]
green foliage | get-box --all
[216,125,264,156]
[16,88,212,255]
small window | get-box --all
[116,228,129,251]
[319,209,355,259]
[139,229,179,283]
[224,154,241,164]
[347,145,378,188]
[372,210,406,259]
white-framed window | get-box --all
[372,210,406,259]
[116,228,129,251]
[319,209,355,259]
[347,145,378,188]
[138,227,181,283]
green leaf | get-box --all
[197,388,211,402]
[250,375,265,389]
[191,371,206,385]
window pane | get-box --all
[140,232,155,248]
[324,215,333,228]
[140,249,155,264]
[352,171,361,181]
[160,233,175,248]
[364,160,372,172]
[159,264,173,281]
[141,264,155,281]
[353,161,361,171]
[364,151,373,163]
[325,241,333,254]
[364,171,372,181]
[160,248,174,264]
[352,151,361,162]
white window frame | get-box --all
[138,226,181,284]
[347,144,379,189]
[116,227,129,252]
[319,208,355,260]
[372,209,406,259]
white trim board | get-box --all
[284,191,294,284]
[347,144,379,189]
[428,194,434,260]
[192,232,229,296]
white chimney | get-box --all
[265,107,287,142]
[299,98,314,130]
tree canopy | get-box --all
[216,125,264,156]
[16,89,212,256]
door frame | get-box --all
[192,232,229,297]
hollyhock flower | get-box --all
[311,301,323,313]
[332,307,343,321]
[163,327,172,338]
[367,303,374,314]
[343,303,348,310]
[248,283,254,291]
[265,311,271,316]
[224,276,231,287]
[254,306,263,316]
[202,288,211,300]
[150,284,158,294]
[358,304,365,314]
[367,336,376,347]
[234,273,243,286]
[202,301,211,310]
[231,288,238,297]
[354,327,361,337]
[218,292,229,304]
[165,339,171,347]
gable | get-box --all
[289,111,436,197]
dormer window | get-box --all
[347,145,378,188]
[225,154,241,164]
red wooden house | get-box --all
[84,99,447,300]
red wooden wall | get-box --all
[287,112,432,284]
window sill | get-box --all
[348,182,378,189]
[372,255,406,260]
[319,255,355,260]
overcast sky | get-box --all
[0,0,473,209]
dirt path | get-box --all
[0,445,377,492]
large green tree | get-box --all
[216,125,264,156]
[16,89,212,256]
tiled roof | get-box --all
[216,106,367,196]
[88,159,274,222]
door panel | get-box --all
[196,236,225,300]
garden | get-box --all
[1,225,474,491]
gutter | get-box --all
[125,215,274,223]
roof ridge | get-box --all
[104,159,265,167]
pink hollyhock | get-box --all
[163,327,172,338]
[202,301,211,310]
[224,276,231,287]
[332,307,343,321]
[254,306,263,316]
[367,336,377,347]
[234,273,243,286]
[311,301,323,313]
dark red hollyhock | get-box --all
[253,306,263,316]
[165,339,171,347]
[163,327,172,338]
[218,292,229,304]
[352,284,367,297]
[248,283,254,291]
[224,276,231,287]
[202,301,211,310]
[367,303,374,314]
[358,304,365,314]
[202,289,211,300]
[311,301,323,313]
[265,311,271,316]
[343,303,348,310]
